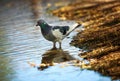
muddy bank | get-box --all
[51,0,120,80]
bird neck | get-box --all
[40,23,51,35]
[40,23,48,29]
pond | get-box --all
[0,0,111,81]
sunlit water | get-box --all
[0,0,111,81]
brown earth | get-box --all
[51,0,120,80]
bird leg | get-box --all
[52,42,56,49]
[59,42,62,49]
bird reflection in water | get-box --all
[38,48,75,70]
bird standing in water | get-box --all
[36,19,82,49]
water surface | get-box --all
[0,0,111,81]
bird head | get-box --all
[36,19,48,27]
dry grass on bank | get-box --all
[51,0,120,80]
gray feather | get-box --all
[52,26,69,35]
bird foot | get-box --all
[59,46,62,50]
[51,47,57,50]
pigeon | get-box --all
[36,19,82,49]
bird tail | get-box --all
[74,23,82,28]
[66,23,83,36]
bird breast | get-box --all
[42,31,57,42]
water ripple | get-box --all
[0,0,111,81]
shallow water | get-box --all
[0,0,111,81]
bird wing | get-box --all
[52,26,69,35]
[51,23,80,41]
[51,26,70,41]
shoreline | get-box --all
[51,0,120,80]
